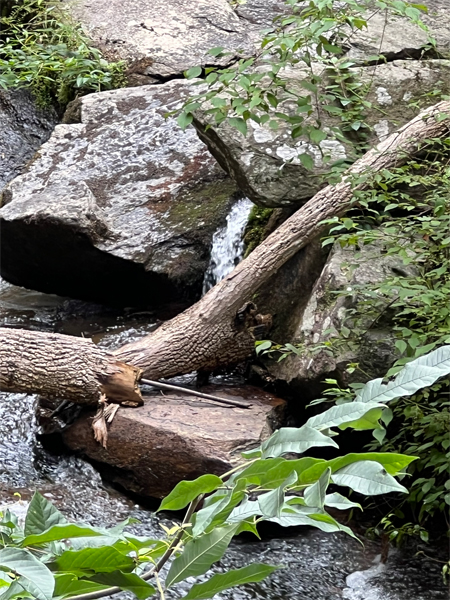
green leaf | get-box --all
[53,574,110,599]
[261,427,338,458]
[309,129,327,144]
[0,548,55,600]
[297,452,416,485]
[299,153,314,170]
[258,472,298,518]
[177,112,194,129]
[185,67,202,79]
[356,345,450,405]
[52,547,135,575]
[228,117,248,136]
[331,461,408,495]
[339,407,384,431]
[306,402,383,431]
[158,475,222,512]
[25,492,67,536]
[183,564,278,599]
[304,468,331,508]
[208,47,224,56]
[89,572,156,599]
[324,492,362,511]
[21,524,107,547]
[166,524,238,588]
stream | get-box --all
[0,202,448,600]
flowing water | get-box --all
[0,253,448,599]
[202,197,254,294]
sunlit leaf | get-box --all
[158,475,222,512]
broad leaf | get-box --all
[258,472,298,518]
[297,452,416,485]
[183,563,278,599]
[89,571,156,599]
[227,500,260,523]
[0,548,55,600]
[193,480,246,537]
[339,407,384,431]
[52,547,134,574]
[304,468,331,508]
[324,493,362,510]
[24,492,67,536]
[261,427,338,458]
[165,524,238,588]
[331,461,408,495]
[21,524,106,547]
[158,475,222,512]
[356,345,450,404]
[236,458,323,489]
[306,402,383,431]
[53,574,109,598]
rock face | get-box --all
[194,59,450,208]
[0,90,58,191]
[59,386,286,498]
[68,0,254,81]
[0,81,238,308]
[264,242,416,403]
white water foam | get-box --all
[202,197,253,294]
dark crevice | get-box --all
[349,44,446,67]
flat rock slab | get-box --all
[61,385,286,498]
[0,81,238,308]
[69,0,254,80]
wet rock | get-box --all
[0,89,58,191]
[59,386,286,498]
[194,59,450,208]
[0,81,238,308]
[264,241,416,401]
[68,0,254,81]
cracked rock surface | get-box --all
[0,81,238,308]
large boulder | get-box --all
[194,59,450,208]
[68,0,254,82]
[0,81,238,308]
[0,90,58,191]
[262,241,416,403]
[56,386,286,498]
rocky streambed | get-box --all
[0,275,448,600]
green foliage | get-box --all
[0,384,415,600]
[177,0,431,165]
[0,0,125,106]
[243,206,274,257]
[311,347,450,540]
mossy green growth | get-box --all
[164,179,237,236]
[243,206,274,257]
[0,0,126,107]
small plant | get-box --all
[0,0,125,106]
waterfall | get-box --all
[202,197,253,294]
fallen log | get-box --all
[115,101,450,379]
[0,328,143,406]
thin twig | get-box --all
[140,378,251,409]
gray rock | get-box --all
[0,81,238,308]
[68,0,254,80]
[265,241,416,397]
[0,90,58,191]
[194,59,450,207]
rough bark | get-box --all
[115,101,450,379]
[0,328,143,406]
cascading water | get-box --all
[202,197,253,294]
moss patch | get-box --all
[243,206,274,257]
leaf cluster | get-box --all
[0,0,125,107]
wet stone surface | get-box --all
[0,277,448,600]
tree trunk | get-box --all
[0,328,143,406]
[115,101,450,379]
